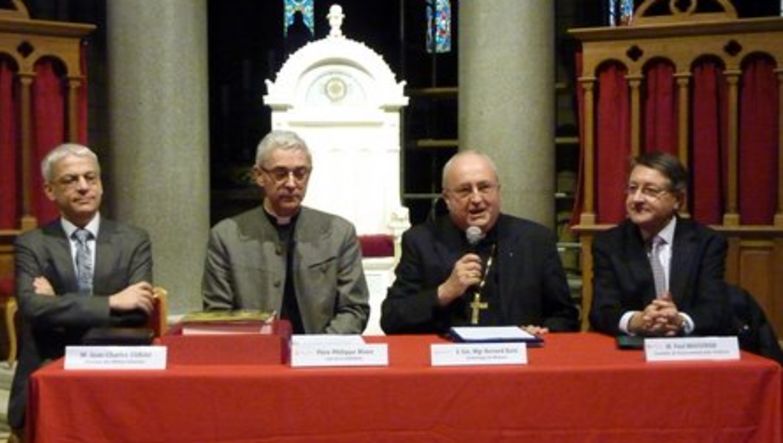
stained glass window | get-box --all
[426,0,451,53]
[607,0,634,26]
[284,0,314,36]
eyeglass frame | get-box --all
[624,183,674,200]
[444,181,500,200]
[259,166,312,183]
[52,172,101,189]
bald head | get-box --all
[442,151,499,189]
[441,151,501,232]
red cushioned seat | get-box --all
[359,235,394,258]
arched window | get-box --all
[426,0,451,53]
[284,0,314,36]
[608,0,634,26]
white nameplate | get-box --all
[645,336,740,362]
[64,346,167,370]
[290,343,389,367]
[290,334,365,346]
[431,343,528,367]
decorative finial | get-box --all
[327,4,345,38]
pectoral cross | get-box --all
[469,292,488,325]
[468,243,495,325]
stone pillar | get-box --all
[459,0,555,227]
[106,1,209,314]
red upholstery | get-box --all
[0,276,12,296]
[359,234,394,258]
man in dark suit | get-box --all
[10,143,155,434]
[201,130,369,334]
[590,151,731,337]
[381,151,578,334]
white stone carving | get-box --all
[327,4,345,39]
[265,4,410,335]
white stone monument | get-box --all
[265,4,409,335]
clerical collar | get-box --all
[61,213,101,240]
[263,206,299,227]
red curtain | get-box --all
[583,56,779,227]
[0,49,88,230]
[642,61,677,154]
[32,59,66,225]
[739,55,778,225]
[595,63,630,223]
[691,59,727,224]
[0,58,17,229]
[78,42,88,144]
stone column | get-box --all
[106,0,209,315]
[459,0,555,227]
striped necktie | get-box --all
[72,229,94,295]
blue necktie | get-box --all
[73,229,93,295]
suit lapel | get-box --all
[669,220,695,304]
[42,221,79,292]
[494,216,516,314]
[93,219,118,294]
[623,221,657,305]
[433,216,465,277]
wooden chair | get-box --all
[150,286,169,337]
[0,277,17,367]
[570,0,783,332]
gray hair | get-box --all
[255,130,312,167]
[441,150,500,189]
[41,143,100,182]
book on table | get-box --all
[180,310,277,335]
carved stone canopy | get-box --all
[264,3,409,237]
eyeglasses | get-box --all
[447,182,499,200]
[54,173,100,189]
[625,184,670,199]
[261,166,311,183]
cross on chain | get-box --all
[469,244,495,325]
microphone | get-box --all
[464,226,487,299]
[465,226,484,251]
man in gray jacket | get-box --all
[202,130,369,334]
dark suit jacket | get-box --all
[381,214,579,334]
[10,218,152,429]
[590,217,731,336]
[728,284,783,365]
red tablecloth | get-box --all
[27,333,781,443]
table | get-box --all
[27,333,781,443]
